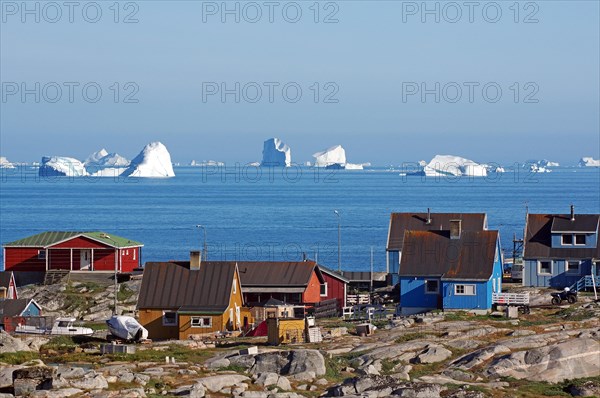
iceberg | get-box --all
[343,163,364,170]
[85,149,130,168]
[421,155,487,177]
[313,145,347,168]
[261,138,291,167]
[39,156,88,177]
[579,157,600,167]
[121,142,175,178]
[526,159,559,168]
[0,156,15,169]
[190,160,224,167]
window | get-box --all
[162,311,177,326]
[133,249,136,260]
[320,283,328,297]
[191,316,212,328]
[575,234,586,245]
[425,280,439,294]
[539,261,552,275]
[562,234,573,245]
[38,250,46,260]
[455,284,476,295]
[566,261,580,274]
[233,278,237,294]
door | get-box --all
[80,250,91,270]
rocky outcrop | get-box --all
[485,338,600,383]
[328,376,446,397]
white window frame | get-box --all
[162,311,178,326]
[492,278,496,293]
[38,250,46,260]
[133,249,136,260]
[425,280,439,294]
[574,234,586,246]
[538,260,553,275]
[320,282,328,297]
[455,284,476,296]
[233,278,237,294]
[566,260,581,275]
[190,316,212,328]
[561,234,573,245]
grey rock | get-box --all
[29,388,83,398]
[0,331,32,353]
[486,338,600,383]
[568,380,600,397]
[414,346,452,364]
[195,374,250,392]
[240,392,268,398]
[0,366,22,388]
[250,350,325,379]
[451,344,511,370]
[68,373,108,390]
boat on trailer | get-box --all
[15,317,93,336]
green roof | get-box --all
[4,231,143,248]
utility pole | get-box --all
[196,225,207,261]
[334,210,341,272]
[370,246,374,292]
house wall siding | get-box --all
[442,281,490,310]
[400,277,439,309]
[524,258,592,288]
[179,314,224,339]
[551,233,598,249]
[139,308,179,340]
[321,273,346,310]
[302,271,323,304]
[5,248,46,271]
[51,236,109,249]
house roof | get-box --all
[525,214,600,259]
[3,231,143,248]
[137,262,237,313]
[0,299,38,317]
[550,215,599,233]
[0,272,14,289]
[387,213,487,251]
[318,266,350,283]
[399,230,499,281]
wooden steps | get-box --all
[43,270,70,285]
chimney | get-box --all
[190,251,201,271]
[570,205,575,221]
[450,220,462,239]
[426,208,432,224]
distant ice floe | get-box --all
[419,155,488,177]
[38,141,175,178]
[39,156,88,177]
[312,145,365,170]
[190,160,224,167]
[261,138,291,167]
[579,157,600,167]
[0,156,15,169]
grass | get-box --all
[0,351,40,365]
[324,351,364,383]
[379,358,400,374]
[218,364,248,373]
[117,284,136,302]
[394,332,437,343]
[498,376,600,398]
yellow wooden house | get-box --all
[137,252,249,340]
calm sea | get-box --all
[1,166,599,272]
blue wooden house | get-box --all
[386,211,488,285]
[523,207,600,289]
[398,221,503,315]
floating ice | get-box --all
[422,155,487,177]
[85,149,130,168]
[39,156,88,177]
[0,156,15,169]
[121,142,175,178]
[261,138,291,167]
[579,157,600,167]
[313,145,347,168]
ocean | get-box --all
[1,166,599,272]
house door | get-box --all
[80,250,91,270]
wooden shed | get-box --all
[266,318,306,345]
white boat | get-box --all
[15,317,93,336]
[106,316,148,342]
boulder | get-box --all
[195,374,250,392]
[0,331,33,353]
[414,346,452,364]
[254,373,291,390]
[568,380,600,397]
[12,366,56,396]
[0,365,22,388]
[251,350,326,379]
[451,344,511,370]
[29,388,83,398]
[486,338,600,383]
[67,373,108,390]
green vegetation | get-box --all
[117,284,136,302]
[394,332,437,343]
[379,358,400,374]
[324,351,364,383]
[0,351,40,365]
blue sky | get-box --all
[1,1,599,165]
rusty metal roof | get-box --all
[0,299,38,317]
[0,271,13,289]
[399,230,499,281]
[136,262,237,313]
[235,261,323,287]
[550,214,599,233]
[525,214,600,259]
[387,213,487,251]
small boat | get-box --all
[15,317,93,336]
[106,316,148,342]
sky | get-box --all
[1,0,599,165]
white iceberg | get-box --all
[39,156,88,177]
[528,163,551,173]
[422,155,487,177]
[344,163,364,170]
[526,159,559,168]
[0,156,15,169]
[85,148,130,168]
[121,142,175,178]
[313,145,347,168]
[261,138,291,167]
[579,157,600,167]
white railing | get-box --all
[346,294,370,305]
[492,292,530,305]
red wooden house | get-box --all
[318,266,349,310]
[3,231,143,273]
[0,272,18,299]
